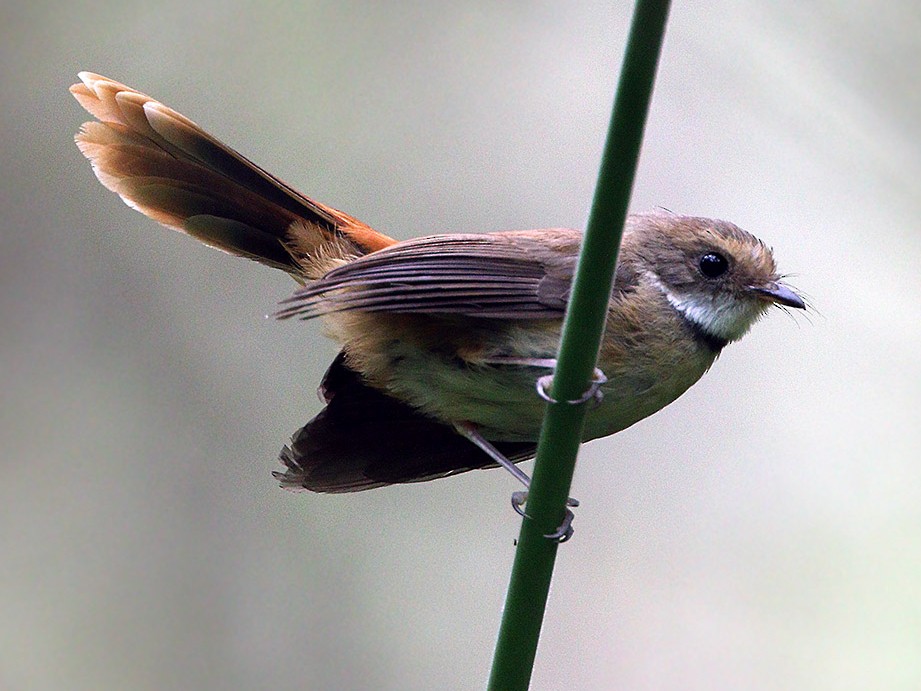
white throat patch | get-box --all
[646,272,766,343]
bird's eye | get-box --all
[698,252,729,278]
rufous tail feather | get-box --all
[71,72,395,277]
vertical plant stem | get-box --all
[487,2,672,688]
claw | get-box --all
[510,491,579,541]
[453,421,580,542]
[511,491,529,518]
[544,509,576,542]
[536,367,607,407]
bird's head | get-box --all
[628,213,805,346]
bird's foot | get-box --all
[454,412,582,543]
[535,367,608,407]
[479,357,607,408]
[511,491,580,543]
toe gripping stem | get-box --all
[456,364,608,543]
[512,492,580,543]
[536,367,607,407]
[527,365,607,542]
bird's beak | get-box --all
[751,282,806,309]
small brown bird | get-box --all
[71,72,805,494]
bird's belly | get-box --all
[383,350,710,443]
[383,355,551,438]
[338,313,714,444]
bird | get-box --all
[71,71,805,497]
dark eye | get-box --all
[698,252,729,279]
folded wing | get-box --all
[276,229,579,320]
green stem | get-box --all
[487,2,672,688]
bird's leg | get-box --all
[467,356,608,541]
[453,421,579,543]
[452,421,532,489]
[480,357,560,369]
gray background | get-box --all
[2,2,920,689]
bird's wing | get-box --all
[276,230,581,320]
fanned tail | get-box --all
[71,72,395,275]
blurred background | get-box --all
[2,2,919,689]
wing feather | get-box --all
[277,230,578,320]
